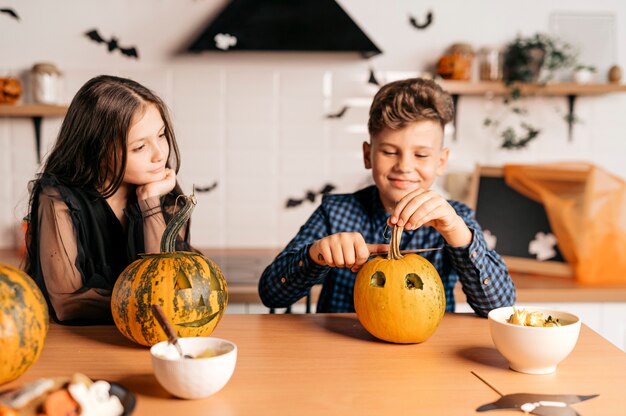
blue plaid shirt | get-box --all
[259,185,515,317]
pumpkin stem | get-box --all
[387,225,404,260]
[160,194,197,252]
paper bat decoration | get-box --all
[367,68,380,86]
[409,11,433,29]
[193,182,218,193]
[325,106,348,119]
[286,184,336,208]
[477,393,599,416]
[85,29,139,58]
[0,8,19,20]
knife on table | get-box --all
[368,247,442,257]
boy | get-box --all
[258,78,515,317]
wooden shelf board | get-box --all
[0,104,68,117]
[438,80,626,96]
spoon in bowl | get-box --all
[151,304,192,359]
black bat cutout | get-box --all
[325,106,348,119]
[409,11,433,29]
[367,68,380,86]
[477,393,599,416]
[85,29,139,58]
[193,182,218,193]
[0,8,19,20]
[286,199,303,208]
[319,184,335,195]
[285,184,336,209]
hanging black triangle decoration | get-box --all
[188,0,382,58]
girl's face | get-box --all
[363,120,449,211]
[123,104,169,186]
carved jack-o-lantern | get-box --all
[354,226,446,343]
[0,77,22,104]
[111,195,228,346]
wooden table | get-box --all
[4,313,626,415]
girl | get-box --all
[25,75,191,324]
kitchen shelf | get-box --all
[0,104,68,163]
[437,81,626,140]
[437,80,626,96]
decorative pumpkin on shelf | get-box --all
[111,194,228,347]
[436,43,474,81]
[353,226,446,344]
[0,77,22,104]
[0,263,49,385]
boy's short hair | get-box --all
[367,78,454,137]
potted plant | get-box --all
[572,64,597,84]
[484,33,577,149]
[503,33,576,84]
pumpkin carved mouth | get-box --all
[176,310,221,328]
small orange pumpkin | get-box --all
[354,226,446,343]
[0,77,22,104]
[0,263,49,385]
[111,194,228,346]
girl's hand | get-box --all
[309,232,375,272]
[136,168,176,200]
[388,188,472,247]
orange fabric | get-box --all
[503,163,626,285]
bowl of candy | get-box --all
[150,337,237,399]
[488,306,581,374]
[0,373,135,415]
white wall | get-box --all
[1,0,626,248]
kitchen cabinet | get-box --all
[0,104,68,163]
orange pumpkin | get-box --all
[111,194,228,346]
[354,226,446,343]
[0,263,49,385]
[0,77,22,104]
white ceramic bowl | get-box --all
[488,306,581,375]
[150,337,237,399]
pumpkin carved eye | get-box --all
[405,273,424,290]
[174,270,192,290]
[175,270,209,308]
[370,271,386,287]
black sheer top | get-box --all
[26,174,190,324]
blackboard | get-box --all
[468,166,572,277]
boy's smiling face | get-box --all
[363,120,449,212]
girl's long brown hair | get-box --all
[25,75,188,273]
[39,75,181,197]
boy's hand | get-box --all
[389,188,472,247]
[136,168,176,201]
[309,233,388,272]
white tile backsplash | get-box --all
[3,64,626,249]
[279,98,326,123]
[279,149,329,176]
[225,97,276,124]
[278,124,327,150]
[225,124,276,150]
[225,149,278,178]
[278,70,327,98]
[225,70,277,98]
[176,122,223,150]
